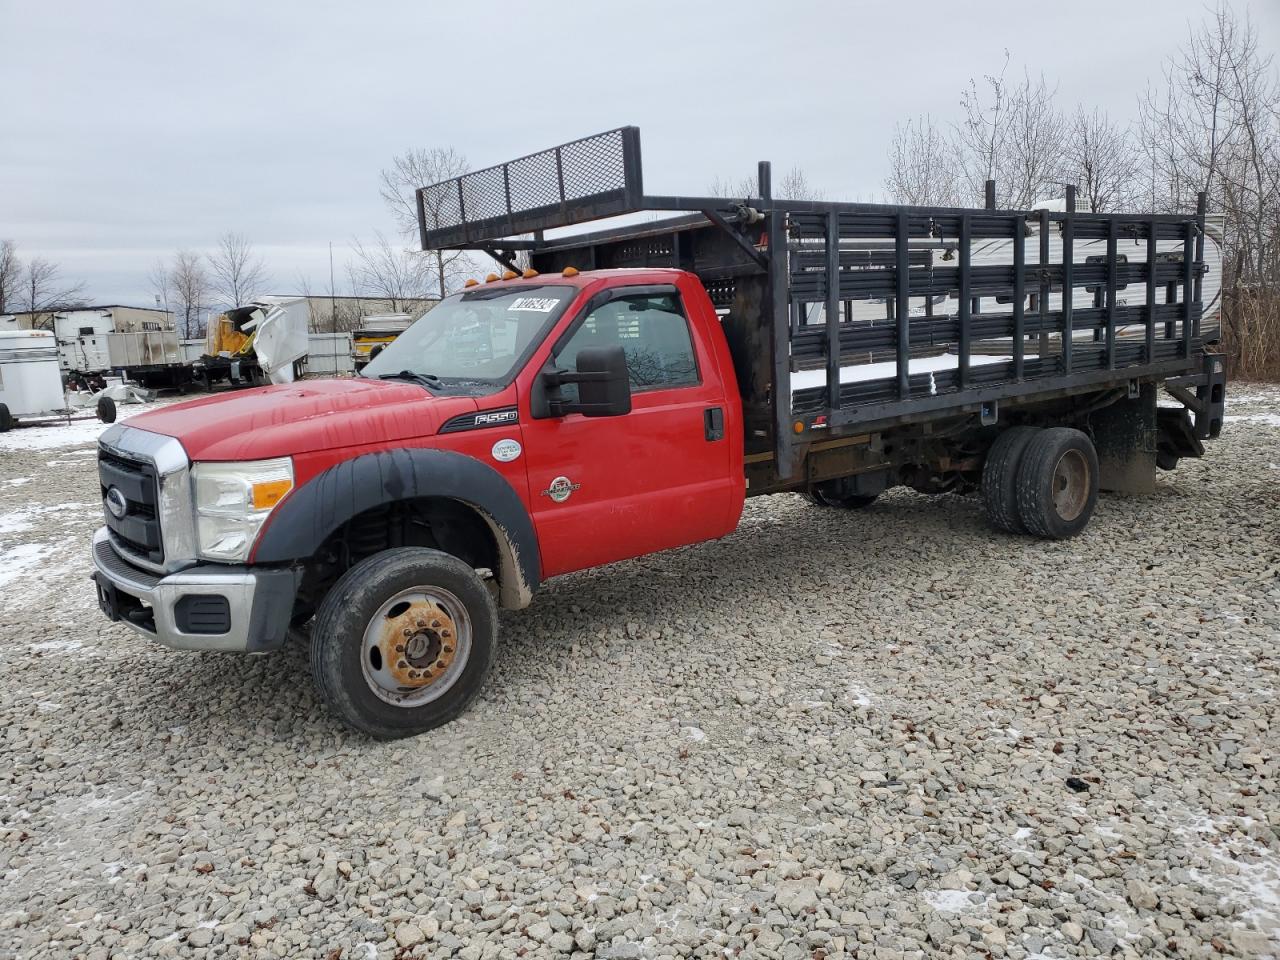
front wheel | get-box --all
[310,547,497,738]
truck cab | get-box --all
[92,267,745,737]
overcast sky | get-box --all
[3,0,1278,309]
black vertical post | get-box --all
[555,147,566,202]
[895,212,910,400]
[1012,216,1025,380]
[825,211,841,417]
[1193,191,1207,339]
[984,180,996,210]
[1038,209,1050,364]
[1182,220,1195,359]
[1105,219,1118,370]
[958,214,971,389]
[758,161,772,202]
[1145,218,1157,364]
[503,166,512,217]
[1062,188,1075,375]
[769,209,794,478]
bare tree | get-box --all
[19,256,87,329]
[148,258,171,316]
[349,233,433,312]
[707,173,759,198]
[1066,107,1140,212]
[708,166,822,200]
[1139,3,1280,280]
[0,240,20,314]
[380,147,470,298]
[207,232,267,308]
[884,115,960,205]
[169,250,211,338]
[958,65,1069,207]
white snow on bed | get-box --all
[791,352,1012,394]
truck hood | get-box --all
[127,378,478,461]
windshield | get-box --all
[361,284,575,395]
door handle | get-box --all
[704,406,724,441]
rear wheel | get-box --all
[0,403,11,432]
[981,426,1040,533]
[96,395,117,424]
[1015,427,1099,540]
[310,547,497,739]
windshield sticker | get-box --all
[508,297,558,313]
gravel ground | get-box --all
[0,386,1278,960]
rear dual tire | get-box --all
[982,426,1099,540]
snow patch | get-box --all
[0,543,53,588]
[681,726,706,743]
[921,889,990,914]
[1226,412,1280,427]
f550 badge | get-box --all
[541,476,580,503]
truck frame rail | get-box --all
[416,126,1216,479]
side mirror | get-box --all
[544,345,631,417]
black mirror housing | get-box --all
[544,345,631,417]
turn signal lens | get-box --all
[252,477,293,510]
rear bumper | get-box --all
[90,527,297,653]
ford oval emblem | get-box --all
[105,487,129,520]
[491,438,522,463]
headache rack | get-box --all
[417,126,1216,479]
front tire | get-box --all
[310,547,497,739]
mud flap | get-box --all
[1091,383,1157,495]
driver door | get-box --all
[520,286,738,577]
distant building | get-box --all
[0,304,174,335]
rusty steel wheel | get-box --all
[1014,427,1099,540]
[360,587,473,707]
[311,547,496,738]
[1051,448,1091,523]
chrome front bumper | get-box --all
[90,528,297,653]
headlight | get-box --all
[191,457,294,562]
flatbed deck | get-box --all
[415,126,1225,481]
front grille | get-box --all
[99,448,164,565]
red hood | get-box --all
[129,378,479,461]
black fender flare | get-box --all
[254,448,540,608]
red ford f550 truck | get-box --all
[91,127,1226,737]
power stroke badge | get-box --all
[541,476,580,503]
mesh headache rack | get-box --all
[416,126,1215,479]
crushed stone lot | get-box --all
[0,386,1278,960]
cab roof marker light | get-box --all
[522,268,539,279]
[484,273,499,283]
[464,278,479,288]
[562,266,579,277]
[501,270,518,280]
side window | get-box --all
[555,293,699,402]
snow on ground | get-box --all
[0,400,168,452]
